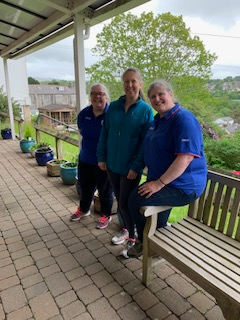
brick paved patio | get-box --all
[0,139,226,320]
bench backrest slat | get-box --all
[188,170,240,241]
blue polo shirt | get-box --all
[144,103,207,197]
[78,104,108,166]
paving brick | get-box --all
[147,277,168,294]
[61,300,85,319]
[77,284,102,305]
[45,272,71,297]
[11,248,30,260]
[55,252,79,272]
[166,274,197,298]
[0,303,5,320]
[109,291,132,310]
[17,223,34,233]
[40,263,61,278]
[65,267,85,281]
[180,308,205,320]
[23,234,42,246]
[98,254,123,273]
[29,292,59,320]
[7,241,26,253]
[55,290,78,308]
[88,297,120,320]
[118,301,146,320]
[0,256,12,268]
[27,241,46,253]
[1,285,27,313]
[154,261,176,279]
[188,291,215,314]
[5,235,22,245]
[74,248,97,267]
[123,279,145,296]
[7,306,32,320]
[71,275,93,292]
[156,287,191,316]
[45,239,62,249]
[67,241,85,253]
[85,262,104,276]
[133,287,159,311]
[24,282,48,300]
[50,244,69,257]
[112,267,136,286]
[101,282,123,299]
[205,305,225,320]
[146,302,171,320]
[92,246,110,258]
[21,273,43,289]
[18,265,39,280]
[0,275,20,291]
[0,250,9,259]
[36,256,56,269]
[0,264,16,281]
[14,255,34,271]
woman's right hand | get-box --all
[98,162,107,171]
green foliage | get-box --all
[204,131,240,170]
[23,123,33,140]
[0,86,21,121]
[86,12,217,100]
[28,77,40,84]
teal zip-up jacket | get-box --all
[97,95,154,175]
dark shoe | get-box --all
[128,240,143,257]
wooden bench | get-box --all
[141,170,240,320]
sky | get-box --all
[26,0,240,80]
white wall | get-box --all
[0,57,31,117]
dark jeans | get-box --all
[128,184,197,241]
[78,161,113,216]
[107,169,141,238]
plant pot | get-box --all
[60,162,78,185]
[1,128,12,139]
[35,148,54,166]
[47,159,68,177]
[20,139,35,153]
[30,149,36,158]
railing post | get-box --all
[55,137,63,159]
[36,128,41,143]
[18,120,24,139]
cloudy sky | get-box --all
[26,0,240,80]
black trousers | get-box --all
[107,169,141,238]
[78,161,113,216]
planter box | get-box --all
[47,160,67,177]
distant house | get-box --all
[214,117,240,134]
[29,84,76,114]
[38,104,76,127]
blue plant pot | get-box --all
[20,139,35,153]
[1,129,12,139]
[35,148,54,166]
[60,163,78,185]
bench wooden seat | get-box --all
[141,170,240,320]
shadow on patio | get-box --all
[0,139,225,320]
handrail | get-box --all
[34,113,80,159]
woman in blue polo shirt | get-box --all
[128,79,207,257]
[70,84,113,229]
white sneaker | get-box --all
[112,228,129,245]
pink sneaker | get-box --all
[70,207,90,221]
[96,215,112,229]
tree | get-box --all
[86,12,217,100]
[0,86,21,122]
[28,77,40,84]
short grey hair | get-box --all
[89,83,110,102]
[147,79,176,102]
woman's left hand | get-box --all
[138,180,163,198]
[127,169,138,180]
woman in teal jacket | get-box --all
[97,67,153,257]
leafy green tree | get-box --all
[86,12,217,100]
[0,86,21,122]
[28,77,40,84]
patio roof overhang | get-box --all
[0,0,150,60]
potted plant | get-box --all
[60,157,78,185]
[19,124,35,153]
[35,142,54,166]
[1,127,12,139]
[47,158,68,177]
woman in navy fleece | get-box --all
[70,84,113,229]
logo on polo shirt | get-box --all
[86,117,91,120]
[182,139,189,142]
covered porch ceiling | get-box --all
[0,0,151,60]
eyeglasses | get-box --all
[91,92,106,97]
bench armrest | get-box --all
[140,206,173,217]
